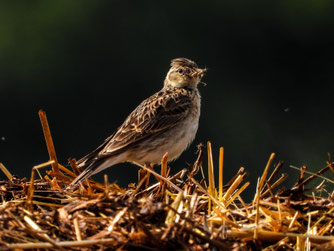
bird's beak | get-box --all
[192,68,207,79]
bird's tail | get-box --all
[68,166,95,189]
[66,158,103,190]
[66,152,125,191]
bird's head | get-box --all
[164,58,206,89]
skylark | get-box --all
[69,58,206,187]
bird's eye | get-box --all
[177,69,183,74]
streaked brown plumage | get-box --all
[69,58,206,187]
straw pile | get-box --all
[1,110,334,250]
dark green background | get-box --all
[1,1,333,198]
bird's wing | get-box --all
[77,88,193,166]
[102,88,193,154]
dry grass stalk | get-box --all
[207,141,215,214]
[222,172,245,204]
[0,163,13,180]
[218,147,224,202]
[38,110,59,173]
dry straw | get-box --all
[0,110,334,250]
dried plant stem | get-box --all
[73,218,82,241]
[226,230,334,243]
[24,215,65,251]
[68,158,81,175]
[311,207,334,231]
[254,178,261,239]
[288,211,299,230]
[207,141,216,193]
[261,173,288,199]
[222,173,245,203]
[7,238,120,249]
[88,207,127,240]
[267,161,284,185]
[207,141,216,213]
[0,162,13,180]
[180,224,230,250]
[327,161,334,174]
[39,110,59,173]
[26,160,55,209]
[10,229,333,250]
[191,178,225,210]
[290,165,334,184]
[165,191,183,224]
[161,152,168,179]
[225,167,244,187]
[219,147,224,202]
[58,164,76,177]
[134,162,183,193]
[299,164,332,187]
[225,181,250,207]
[255,153,275,201]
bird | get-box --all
[68,58,206,188]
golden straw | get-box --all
[219,147,224,202]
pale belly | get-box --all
[130,116,199,165]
